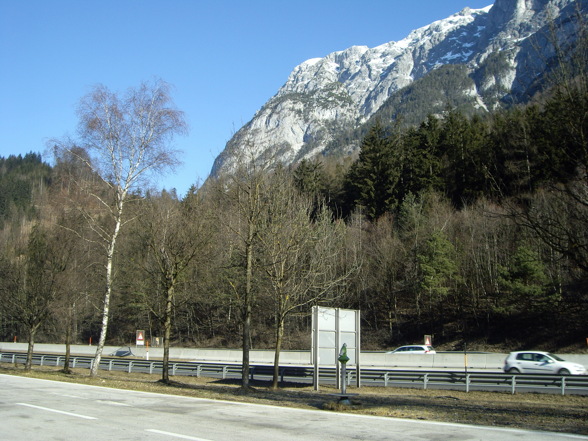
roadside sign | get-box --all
[312,306,361,391]
[136,330,145,346]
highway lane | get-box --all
[1,374,586,441]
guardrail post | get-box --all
[128,361,133,374]
[72,357,77,368]
[40,355,45,366]
[196,365,202,378]
[55,356,61,367]
[466,374,470,393]
[149,362,154,375]
[511,375,516,394]
[12,354,16,363]
[172,364,177,376]
[423,373,429,390]
[384,372,389,387]
[108,359,113,371]
[561,377,566,396]
[222,366,228,379]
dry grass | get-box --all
[2,363,587,436]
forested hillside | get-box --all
[1,68,587,357]
[0,153,51,228]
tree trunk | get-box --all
[91,259,113,376]
[242,305,251,388]
[25,325,39,372]
[271,316,285,389]
[241,229,254,389]
[162,284,174,383]
[63,303,72,374]
[91,209,122,377]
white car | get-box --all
[387,345,436,354]
[503,351,586,375]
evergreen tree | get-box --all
[397,116,443,200]
[418,230,460,329]
[0,153,51,226]
[293,159,325,196]
[293,159,328,219]
[439,111,490,207]
[496,246,556,315]
[344,121,399,220]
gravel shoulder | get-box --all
[1,363,586,436]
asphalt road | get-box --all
[1,374,586,441]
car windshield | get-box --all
[547,353,565,361]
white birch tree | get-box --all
[53,79,187,376]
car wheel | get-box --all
[508,368,520,374]
[558,369,570,376]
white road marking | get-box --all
[17,403,97,420]
[146,429,213,440]
[54,393,83,399]
[96,399,131,406]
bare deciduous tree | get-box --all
[0,226,65,371]
[52,79,187,376]
[257,170,357,388]
[137,190,212,383]
[213,143,274,389]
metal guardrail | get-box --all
[2,351,587,395]
[354,369,588,395]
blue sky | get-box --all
[0,0,493,197]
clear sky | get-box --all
[0,0,493,197]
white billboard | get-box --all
[311,306,360,389]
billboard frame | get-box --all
[311,306,361,391]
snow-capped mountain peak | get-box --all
[210,0,584,178]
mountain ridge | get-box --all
[210,0,586,178]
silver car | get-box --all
[387,345,436,354]
[503,351,586,375]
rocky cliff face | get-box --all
[211,0,586,177]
